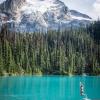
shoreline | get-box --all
[0,73,100,77]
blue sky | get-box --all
[0,0,100,19]
[61,0,100,19]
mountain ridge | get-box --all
[0,0,92,32]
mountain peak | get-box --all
[0,0,26,12]
[0,0,92,32]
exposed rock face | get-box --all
[0,0,92,32]
[70,10,92,19]
[0,0,25,12]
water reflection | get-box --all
[0,76,100,100]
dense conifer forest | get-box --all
[0,21,100,76]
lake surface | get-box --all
[0,76,100,100]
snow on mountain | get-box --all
[0,0,92,32]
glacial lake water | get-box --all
[0,76,100,100]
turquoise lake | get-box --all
[0,76,100,100]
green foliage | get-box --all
[0,23,100,76]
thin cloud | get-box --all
[93,0,100,14]
[0,0,6,4]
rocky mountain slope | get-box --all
[0,0,92,32]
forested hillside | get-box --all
[0,21,100,76]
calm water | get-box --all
[0,76,100,100]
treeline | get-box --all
[0,21,100,76]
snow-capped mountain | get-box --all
[0,0,92,32]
